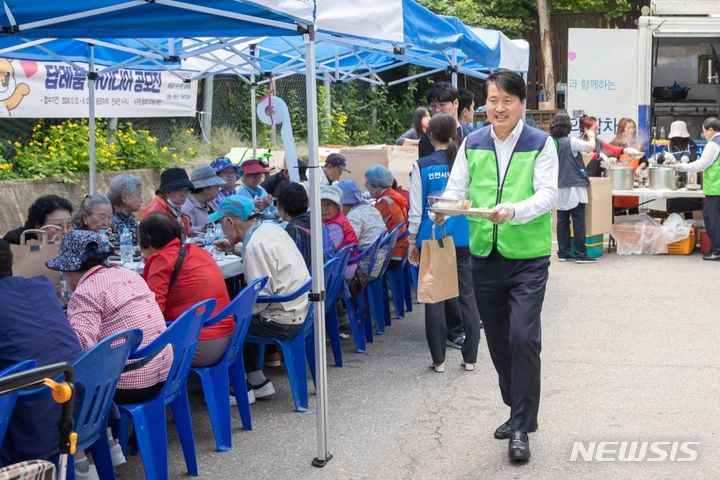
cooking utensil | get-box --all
[648,167,677,190]
[610,166,634,190]
[652,83,690,102]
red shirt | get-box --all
[143,239,234,341]
[141,195,193,238]
[375,187,409,259]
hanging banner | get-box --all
[0,58,197,118]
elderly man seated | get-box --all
[211,195,310,399]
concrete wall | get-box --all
[0,168,162,235]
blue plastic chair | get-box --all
[366,223,402,334]
[387,230,413,318]
[246,280,313,412]
[304,255,347,384]
[0,360,37,445]
[344,230,387,350]
[189,277,268,452]
[320,245,354,368]
[117,299,215,479]
[69,329,143,480]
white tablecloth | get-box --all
[113,254,243,279]
[612,188,705,199]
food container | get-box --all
[648,167,676,190]
[610,166,633,191]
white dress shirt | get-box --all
[442,120,559,224]
[557,136,595,211]
[677,133,720,173]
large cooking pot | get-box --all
[610,166,634,190]
[648,167,677,190]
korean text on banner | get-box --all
[0,59,197,118]
[565,28,639,142]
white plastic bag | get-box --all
[661,213,691,245]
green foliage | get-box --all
[418,0,637,36]
[1,119,183,180]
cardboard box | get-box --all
[337,145,390,187]
[586,177,612,235]
[551,177,612,236]
[337,144,419,188]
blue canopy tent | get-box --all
[0,0,530,468]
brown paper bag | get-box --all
[418,230,459,303]
[10,229,61,293]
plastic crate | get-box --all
[569,234,604,258]
[667,225,697,255]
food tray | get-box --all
[429,206,494,218]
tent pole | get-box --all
[305,25,332,469]
[451,48,458,88]
[88,44,97,195]
[323,72,331,128]
[202,76,214,144]
[270,76,277,146]
[251,73,258,157]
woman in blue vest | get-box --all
[551,113,598,263]
[408,113,481,373]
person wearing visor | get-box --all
[321,153,351,185]
[235,158,277,218]
[211,156,242,209]
[211,195,310,400]
[141,167,194,237]
[182,165,226,231]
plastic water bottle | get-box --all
[98,229,111,253]
[119,227,134,264]
[59,273,72,304]
[213,223,226,260]
[204,226,214,249]
[660,126,666,139]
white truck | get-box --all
[567,0,720,151]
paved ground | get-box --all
[117,252,719,480]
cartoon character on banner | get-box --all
[0,59,31,116]
[256,95,299,182]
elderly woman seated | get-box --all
[337,180,385,250]
[3,194,73,244]
[73,194,113,234]
[182,165,225,232]
[139,212,235,367]
[107,174,143,243]
[321,184,359,280]
[46,229,171,404]
[235,159,277,217]
[364,165,409,270]
[141,167,193,237]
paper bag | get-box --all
[418,229,459,303]
[10,229,61,293]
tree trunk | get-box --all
[537,0,556,109]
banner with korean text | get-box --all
[0,58,197,118]
[566,28,639,142]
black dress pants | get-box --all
[704,196,720,254]
[424,247,481,364]
[472,252,549,433]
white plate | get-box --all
[429,206,494,218]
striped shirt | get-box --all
[67,265,172,390]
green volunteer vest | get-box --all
[465,146,552,259]
[703,143,720,196]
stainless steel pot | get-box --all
[610,166,633,190]
[648,167,677,190]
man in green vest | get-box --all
[436,69,558,463]
[673,116,720,260]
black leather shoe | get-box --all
[508,431,530,462]
[494,419,538,439]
